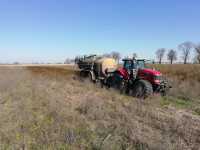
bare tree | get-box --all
[178,41,193,64]
[167,49,177,64]
[111,51,121,64]
[156,48,166,64]
[194,43,200,64]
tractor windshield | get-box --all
[137,60,145,69]
[124,60,134,70]
[123,59,146,70]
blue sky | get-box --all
[0,0,200,63]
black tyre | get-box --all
[80,71,95,83]
[79,70,87,81]
[132,80,153,99]
[96,79,104,88]
[105,76,113,89]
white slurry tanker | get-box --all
[75,55,117,81]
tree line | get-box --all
[156,41,200,64]
[100,41,200,64]
[107,41,200,64]
[71,41,200,65]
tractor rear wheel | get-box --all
[132,80,153,99]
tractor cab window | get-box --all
[124,60,132,70]
[137,60,145,69]
[124,60,137,70]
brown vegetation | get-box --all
[149,64,200,116]
[149,64,200,82]
[150,64,200,100]
[0,65,200,149]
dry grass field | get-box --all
[150,64,200,107]
[150,64,200,82]
[0,65,200,150]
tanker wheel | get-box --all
[132,80,153,99]
[96,79,104,88]
[79,71,88,81]
[80,71,95,83]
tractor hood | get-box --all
[139,68,162,76]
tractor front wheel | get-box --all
[132,80,153,99]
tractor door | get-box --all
[123,59,138,79]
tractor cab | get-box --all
[118,58,146,80]
[123,58,145,70]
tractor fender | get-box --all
[116,68,129,80]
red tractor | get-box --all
[106,58,171,98]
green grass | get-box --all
[161,96,193,108]
[193,107,200,116]
[160,96,200,116]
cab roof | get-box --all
[122,58,145,61]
